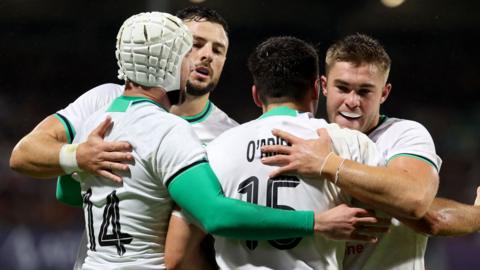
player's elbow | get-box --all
[393,190,430,219]
[9,138,35,174]
[403,195,431,219]
[201,216,225,236]
[9,147,25,173]
[197,209,233,237]
[9,148,47,178]
[404,178,438,219]
[400,211,443,236]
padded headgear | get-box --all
[116,12,193,91]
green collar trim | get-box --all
[259,106,298,119]
[181,100,213,124]
[106,95,166,112]
[367,114,388,134]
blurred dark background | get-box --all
[1,0,479,269]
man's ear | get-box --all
[380,83,392,104]
[252,85,263,108]
[312,78,320,101]
[320,75,328,97]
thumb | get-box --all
[316,128,330,139]
[91,116,113,138]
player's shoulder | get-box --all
[375,117,431,136]
[91,83,124,91]
[73,83,124,107]
[84,83,124,96]
[325,122,370,140]
[138,103,188,125]
[206,117,260,152]
[209,102,239,126]
[210,118,248,140]
[129,106,195,144]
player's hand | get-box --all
[313,204,391,243]
[474,186,480,206]
[261,128,332,178]
[76,116,133,182]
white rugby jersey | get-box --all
[73,96,206,269]
[56,83,237,145]
[57,83,237,269]
[206,106,383,270]
[343,116,442,270]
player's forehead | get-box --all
[329,61,386,84]
[184,20,229,49]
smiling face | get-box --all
[183,20,228,96]
[322,61,391,133]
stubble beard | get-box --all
[186,80,216,97]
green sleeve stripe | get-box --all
[388,153,438,171]
[54,113,80,207]
[168,162,314,240]
[56,175,82,207]
[54,113,76,143]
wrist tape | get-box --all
[59,144,81,174]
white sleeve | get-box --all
[154,120,208,186]
[385,120,442,171]
[56,83,123,136]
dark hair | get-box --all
[248,36,319,105]
[176,6,229,34]
[325,33,391,75]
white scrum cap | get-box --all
[115,12,193,91]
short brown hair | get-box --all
[325,33,391,76]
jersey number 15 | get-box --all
[238,175,303,251]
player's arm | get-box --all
[10,115,70,177]
[164,205,388,270]
[261,128,438,219]
[167,161,388,240]
[10,115,132,181]
[168,161,312,239]
[399,188,480,236]
[165,213,214,270]
[334,154,438,220]
[10,83,132,180]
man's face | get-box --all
[183,20,229,96]
[322,61,391,133]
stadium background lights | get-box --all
[381,0,406,8]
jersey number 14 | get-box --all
[83,189,133,256]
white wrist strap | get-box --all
[59,144,81,174]
[334,159,346,185]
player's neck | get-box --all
[123,85,171,110]
[170,93,210,117]
[263,101,312,114]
